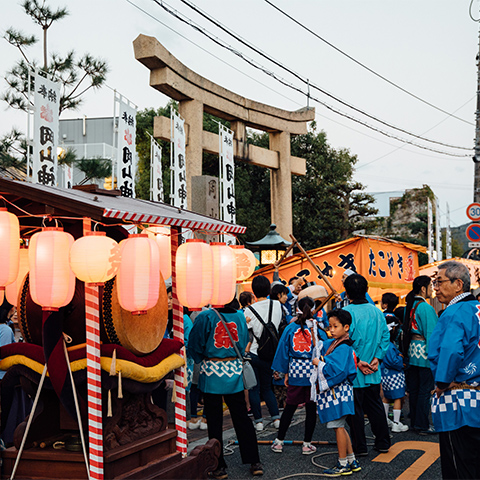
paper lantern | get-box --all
[116,234,160,315]
[176,239,213,310]
[0,208,20,290]
[210,242,236,308]
[70,231,120,285]
[29,228,75,311]
[230,245,256,281]
[147,225,172,280]
[6,247,29,307]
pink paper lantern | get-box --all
[210,242,236,308]
[147,225,172,280]
[70,232,120,285]
[176,239,213,311]
[6,247,29,307]
[0,208,20,290]
[116,234,160,315]
[230,245,257,281]
[29,227,75,311]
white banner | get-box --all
[428,198,434,263]
[219,125,235,245]
[64,164,73,189]
[116,96,136,198]
[171,111,187,209]
[150,136,163,202]
[33,72,60,186]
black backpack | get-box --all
[249,300,279,362]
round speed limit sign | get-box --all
[467,203,480,221]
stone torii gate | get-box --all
[133,34,315,240]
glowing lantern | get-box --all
[70,231,120,285]
[29,228,75,311]
[147,225,172,280]
[116,234,160,315]
[176,239,213,310]
[210,242,236,308]
[0,208,20,290]
[6,247,29,307]
[230,245,257,281]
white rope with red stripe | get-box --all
[85,284,104,479]
[171,230,188,456]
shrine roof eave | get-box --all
[0,178,246,234]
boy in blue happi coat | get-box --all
[312,309,359,476]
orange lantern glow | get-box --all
[176,239,213,310]
[210,242,236,308]
[70,232,120,285]
[116,234,160,315]
[0,208,20,290]
[6,247,29,307]
[29,228,75,311]
[147,225,172,280]
[230,245,257,281]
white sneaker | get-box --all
[255,422,264,432]
[188,417,202,430]
[391,421,409,433]
[273,419,280,429]
[200,418,208,430]
[387,418,394,428]
[271,439,283,453]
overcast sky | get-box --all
[2,0,479,230]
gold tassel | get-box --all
[109,349,117,376]
[171,382,177,403]
[118,370,123,399]
[107,389,112,417]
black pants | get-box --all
[407,365,434,431]
[203,391,260,470]
[439,426,480,479]
[347,384,391,454]
[277,401,316,442]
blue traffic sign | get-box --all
[466,223,480,242]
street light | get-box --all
[246,224,291,268]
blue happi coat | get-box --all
[187,308,248,395]
[315,339,357,423]
[381,342,406,400]
[428,296,480,432]
[272,321,316,386]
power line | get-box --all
[151,0,471,155]
[264,0,474,127]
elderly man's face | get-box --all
[434,269,463,305]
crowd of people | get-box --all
[184,260,480,480]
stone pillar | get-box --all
[179,99,204,209]
[230,121,247,159]
[269,131,292,241]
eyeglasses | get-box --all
[432,278,457,287]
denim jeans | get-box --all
[248,353,280,422]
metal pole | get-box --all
[474,22,480,202]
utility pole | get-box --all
[474,21,480,201]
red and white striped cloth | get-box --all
[171,230,188,456]
[85,283,104,479]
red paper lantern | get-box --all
[147,225,172,280]
[176,239,213,310]
[116,234,160,315]
[6,247,29,307]
[29,228,75,311]
[210,242,236,308]
[230,245,257,281]
[70,231,120,285]
[0,208,20,290]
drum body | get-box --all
[18,274,168,356]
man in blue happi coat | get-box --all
[429,261,480,479]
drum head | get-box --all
[102,276,168,356]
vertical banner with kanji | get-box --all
[170,111,187,209]
[116,94,136,198]
[435,197,442,262]
[33,72,60,186]
[64,164,73,189]
[427,198,434,263]
[150,135,164,202]
[219,125,235,245]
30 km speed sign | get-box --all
[466,203,480,221]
